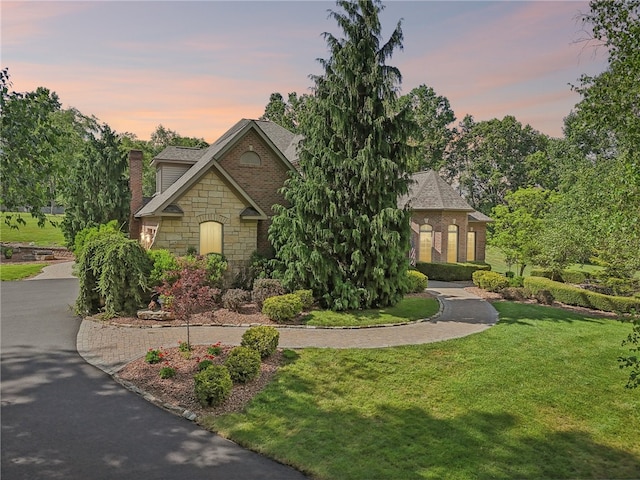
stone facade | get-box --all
[149,169,257,268]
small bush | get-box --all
[148,249,179,287]
[145,349,164,364]
[205,253,228,287]
[415,262,490,281]
[472,271,509,292]
[294,289,314,309]
[535,289,555,305]
[508,276,525,288]
[241,325,280,358]
[262,294,303,322]
[224,346,261,383]
[222,288,250,312]
[197,359,214,371]
[406,270,428,293]
[252,278,286,308]
[194,364,233,407]
[207,342,223,356]
[501,287,529,301]
[159,366,176,379]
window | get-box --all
[466,231,476,262]
[419,224,433,263]
[240,151,261,166]
[199,221,222,255]
[447,225,458,263]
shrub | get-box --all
[535,289,555,305]
[415,262,490,281]
[205,253,228,287]
[524,276,640,313]
[197,359,214,371]
[72,220,121,255]
[252,278,286,308]
[472,271,509,292]
[224,346,261,383]
[406,270,428,293]
[262,294,303,322]
[241,325,280,358]
[159,366,176,379]
[501,287,529,301]
[194,364,233,407]
[75,233,152,317]
[530,268,590,284]
[222,288,250,312]
[207,342,223,356]
[508,276,525,288]
[147,249,179,287]
[145,349,164,364]
[294,289,314,309]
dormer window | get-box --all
[240,151,261,166]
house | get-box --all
[129,119,491,271]
[399,170,492,264]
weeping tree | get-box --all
[270,0,414,311]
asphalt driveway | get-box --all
[0,278,307,480]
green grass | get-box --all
[303,296,440,327]
[0,213,66,246]
[206,302,640,479]
[0,263,47,281]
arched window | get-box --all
[199,221,222,255]
[466,231,476,262]
[419,224,433,263]
[240,151,261,166]
[447,225,458,263]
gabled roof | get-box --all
[135,119,299,219]
[399,170,474,211]
[468,210,493,222]
[151,146,203,166]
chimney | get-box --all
[129,149,143,240]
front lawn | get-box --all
[206,302,640,479]
[0,213,65,246]
[303,296,439,327]
[0,263,47,281]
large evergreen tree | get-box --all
[61,124,130,246]
[270,0,413,311]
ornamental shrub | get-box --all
[222,289,250,312]
[406,270,428,293]
[294,289,314,309]
[159,366,176,379]
[194,364,233,407]
[75,232,151,317]
[472,271,509,292]
[252,278,286,308]
[72,220,121,255]
[147,249,179,287]
[197,359,214,371]
[262,294,303,322]
[241,325,279,358]
[224,346,261,383]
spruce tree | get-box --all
[270,0,413,310]
[61,124,130,246]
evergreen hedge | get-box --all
[415,262,490,282]
[523,277,640,313]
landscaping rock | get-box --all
[137,310,174,321]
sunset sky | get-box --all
[3,1,609,142]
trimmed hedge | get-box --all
[224,346,261,383]
[530,268,590,284]
[193,364,232,407]
[523,276,640,313]
[241,325,280,358]
[472,271,509,292]
[415,262,490,282]
[407,270,428,293]
[294,289,314,309]
[262,293,303,322]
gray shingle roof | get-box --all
[468,210,493,222]
[152,146,203,165]
[135,119,298,219]
[399,170,474,211]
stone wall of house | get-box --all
[410,210,472,263]
[151,169,257,269]
[218,129,292,256]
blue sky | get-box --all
[3,1,608,142]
